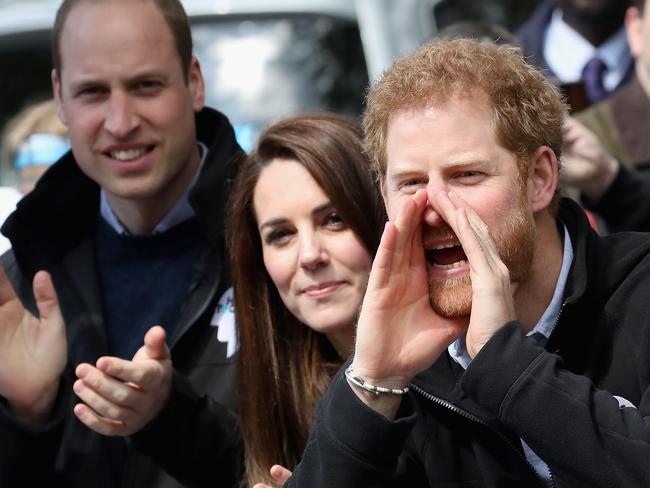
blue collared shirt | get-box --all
[100,142,207,235]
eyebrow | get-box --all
[68,69,168,89]
[388,157,495,177]
[258,201,334,231]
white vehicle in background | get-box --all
[0,0,440,157]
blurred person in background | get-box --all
[561,0,650,232]
[1,99,68,195]
[0,100,69,253]
[68,113,386,488]
[0,0,244,487]
[562,116,650,232]
[575,0,650,169]
[517,0,633,108]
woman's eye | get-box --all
[323,212,345,228]
[265,228,293,246]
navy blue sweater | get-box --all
[95,216,209,359]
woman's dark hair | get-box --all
[226,112,385,486]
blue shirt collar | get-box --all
[100,141,207,235]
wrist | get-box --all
[8,381,60,428]
[583,156,619,202]
[345,366,410,396]
[346,362,412,420]
[345,374,404,421]
[349,360,411,391]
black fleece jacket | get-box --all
[286,198,650,488]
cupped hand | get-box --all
[351,189,465,390]
[435,191,516,358]
[73,325,172,436]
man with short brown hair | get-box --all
[280,39,650,487]
[0,0,243,486]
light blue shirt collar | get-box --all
[100,141,207,235]
[544,8,632,90]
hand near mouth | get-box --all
[349,189,466,419]
[434,191,516,358]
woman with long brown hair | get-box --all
[228,112,385,487]
[68,112,385,488]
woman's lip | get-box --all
[302,281,345,298]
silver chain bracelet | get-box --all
[344,366,409,396]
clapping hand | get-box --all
[0,269,67,427]
[73,325,172,436]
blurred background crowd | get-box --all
[0,0,646,239]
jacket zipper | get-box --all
[409,383,553,487]
[538,300,569,487]
[407,297,572,486]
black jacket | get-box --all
[0,108,244,488]
[286,198,650,487]
[584,164,650,234]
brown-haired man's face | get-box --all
[382,96,537,317]
[52,0,205,225]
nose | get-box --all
[423,179,448,227]
[298,232,328,271]
[104,92,139,138]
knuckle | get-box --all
[85,371,101,389]
[132,369,147,385]
[105,405,122,420]
[113,389,129,405]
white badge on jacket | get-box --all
[210,287,237,358]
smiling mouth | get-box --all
[425,243,468,270]
[302,281,344,297]
[107,146,154,161]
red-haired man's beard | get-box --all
[425,203,536,318]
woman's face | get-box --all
[253,158,372,355]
